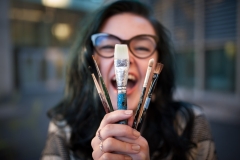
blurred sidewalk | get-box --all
[0,91,63,160]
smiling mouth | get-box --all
[111,74,137,90]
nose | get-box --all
[128,47,135,65]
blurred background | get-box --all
[0,0,239,159]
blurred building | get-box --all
[0,0,239,114]
[152,0,240,122]
[154,0,239,93]
[4,0,93,94]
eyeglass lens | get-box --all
[93,34,156,58]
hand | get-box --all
[91,110,150,160]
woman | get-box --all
[41,1,216,160]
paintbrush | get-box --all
[114,44,129,125]
[132,58,154,129]
[92,55,114,112]
[135,63,164,130]
[88,66,110,113]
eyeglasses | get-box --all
[91,33,158,59]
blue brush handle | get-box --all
[117,93,128,124]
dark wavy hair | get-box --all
[48,0,196,159]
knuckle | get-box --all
[103,113,109,120]
[142,137,148,146]
[123,126,134,137]
[104,124,114,132]
[104,138,114,150]
[127,127,133,134]
[101,153,111,160]
[91,137,95,148]
[92,150,97,159]
[123,141,129,149]
[142,153,148,160]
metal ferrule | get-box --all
[114,59,129,88]
[117,87,127,93]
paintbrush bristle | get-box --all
[148,58,154,67]
[114,44,129,59]
[154,63,164,74]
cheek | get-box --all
[93,54,110,76]
[97,58,114,83]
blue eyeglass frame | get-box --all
[91,33,159,59]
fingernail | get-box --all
[132,144,140,151]
[133,129,140,137]
[125,156,132,160]
[125,110,133,115]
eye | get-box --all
[99,45,114,52]
[101,45,114,49]
[134,46,151,52]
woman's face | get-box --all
[94,13,158,112]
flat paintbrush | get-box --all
[92,55,114,112]
[89,66,110,113]
[114,44,129,125]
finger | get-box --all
[91,128,107,151]
[98,110,133,129]
[91,135,100,150]
[91,125,140,157]
[100,124,140,140]
[115,136,150,160]
[103,137,141,154]
[92,137,140,158]
[99,153,132,160]
[128,115,134,127]
[116,135,148,147]
[92,128,105,148]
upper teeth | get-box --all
[128,74,136,81]
[112,74,136,81]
